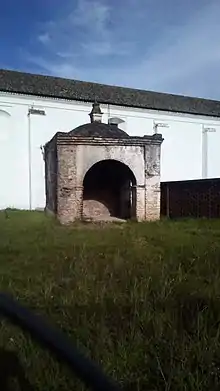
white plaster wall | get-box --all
[0,93,93,209]
[207,128,220,178]
[1,91,220,210]
[29,106,90,209]
[160,122,202,182]
[107,105,220,181]
[0,105,29,209]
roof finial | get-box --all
[89,101,103,123]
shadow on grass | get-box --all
[0,348,34,390]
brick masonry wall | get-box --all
[57,144,83,224]
[53,136,163,223]
[83,188,117,219]
[76,143,146,221]
[144,144,162,220]
[44,137,57,213]
[76,143,145,189]
[136,187,146,220]
[145,177,161,220]
[83,200,110,219]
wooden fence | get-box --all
[160,178,220,219]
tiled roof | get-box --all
[68,122,129,138]
[1,69,220,117]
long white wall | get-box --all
[0,91,220,210]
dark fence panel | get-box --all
[161,178,220,219]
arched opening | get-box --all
[0,109,10,141]
[0,109,10,117]
[83,159,137,221]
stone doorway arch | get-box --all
[82,159,137,221]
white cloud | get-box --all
[38,33,51,44]
[26,55,81,79]
[27,0,220,99]
[80,41,131,56]
[71,0,110,32]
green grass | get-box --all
[1,210,220,390]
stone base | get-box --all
[82,215,126,223]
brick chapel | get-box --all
[44,102,163,224]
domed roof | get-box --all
[68,122,130,138]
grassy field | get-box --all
[0,210,220,390]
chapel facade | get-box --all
[44,102,163,224]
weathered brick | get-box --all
[44,130,163,223]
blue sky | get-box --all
[1,0,220,99]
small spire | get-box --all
[89,102,103,123]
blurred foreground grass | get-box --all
[0,210,220,390]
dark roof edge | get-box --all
[1,68,220,118]
[3,89,219,119]
[55,133,163,145]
